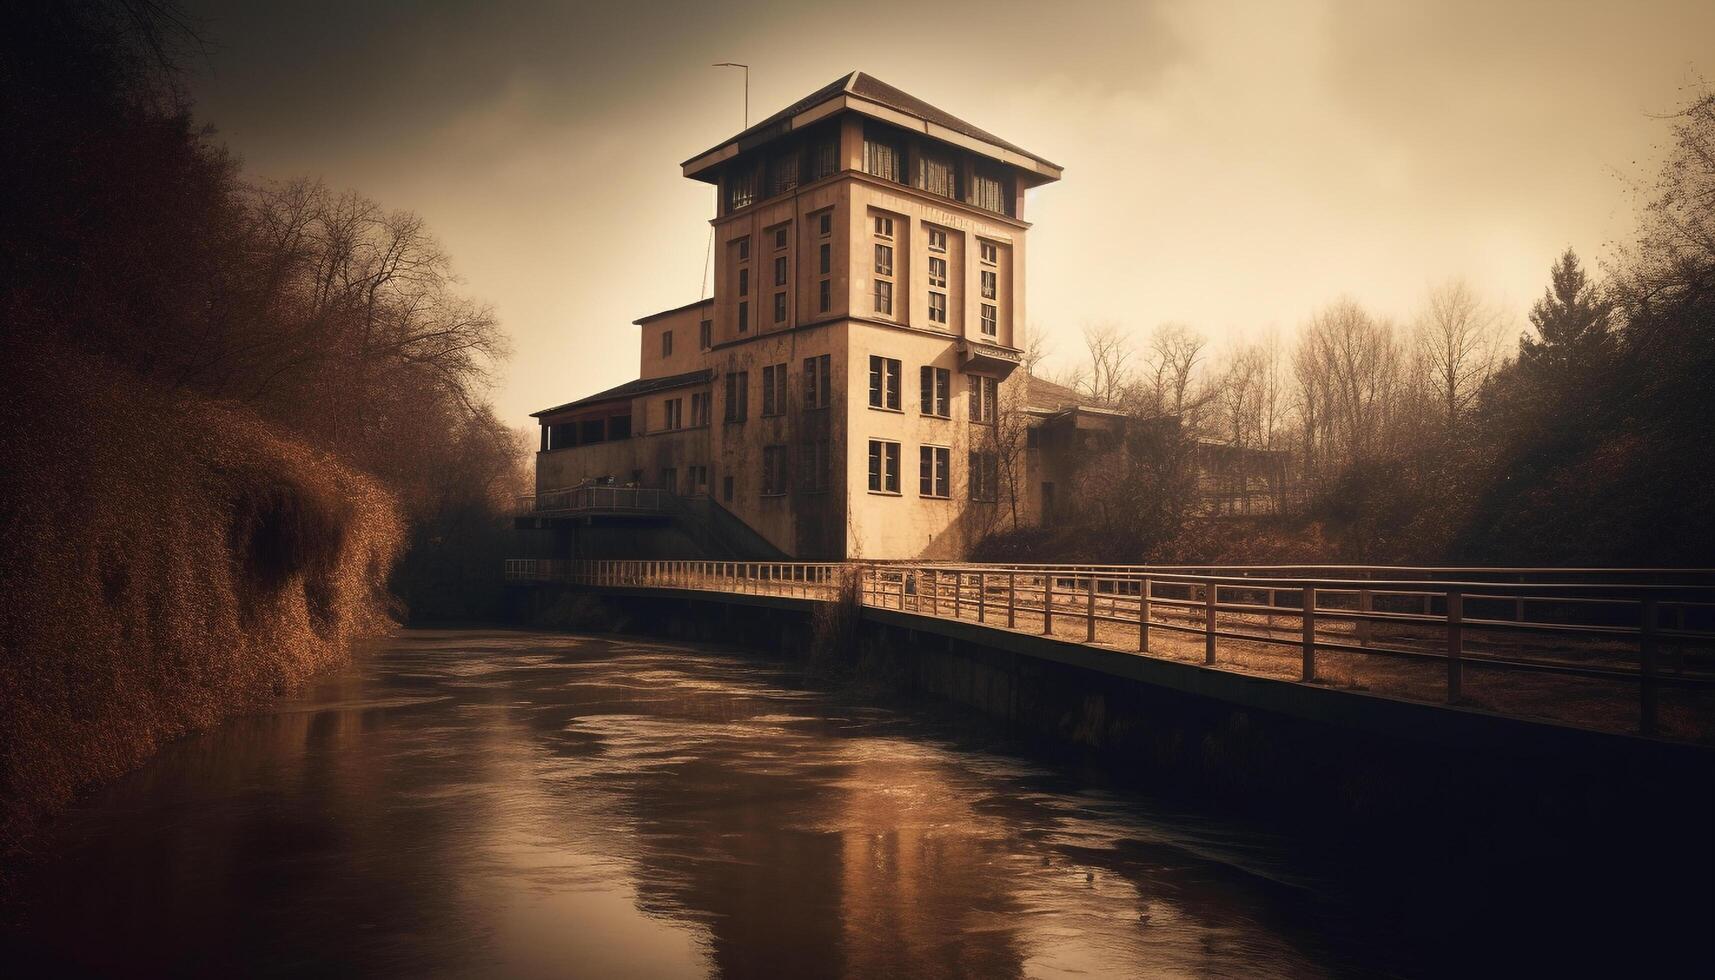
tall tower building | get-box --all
[531,72,1062,559]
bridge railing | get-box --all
[506,559,1715,740]
[517,486,667,515]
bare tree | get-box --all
[1076,321,1133,404]
[1415,279,1502,433]
[1147,322,1206,419]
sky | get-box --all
[179,0,1715,428]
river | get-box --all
[3,629,1399,978]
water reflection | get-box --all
[5,630,1382,978]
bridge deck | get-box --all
[504,559,1715,744]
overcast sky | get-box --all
[181,0,1715,427]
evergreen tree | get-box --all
[1518,249,1613,382]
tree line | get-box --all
[3,2,526,618]
[1013,89,1715,565]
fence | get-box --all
[505,559,1715,740]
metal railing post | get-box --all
[1641,596,1659,737]
[1447,589,1463,704]
[1007,571,1016,629]
[1357,587,1373,647]
[978,572,986,624]
[1301,586,1316,681]
[929,569,938,616]
[1139,576,1151,652]
[1043,574,1054,636]
[1086,577,1096,642]
[1204,582,1217,664]
[954,571,963,619]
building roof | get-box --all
[1025,374,1098,412]
[531,369,713,418]
[632,297,714,326]
[684,70,1061,178]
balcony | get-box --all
[517,485,668,518]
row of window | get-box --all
[862,122,1015,217]
[720,354,833,424]
[867,356,999,422]
[871,214,1000,335]
[867,440,1000,501]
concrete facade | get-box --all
[531,72,1062,559]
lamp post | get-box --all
[712,62,749,127]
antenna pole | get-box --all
[712,63,750,127]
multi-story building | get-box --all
[530,72,1062,559]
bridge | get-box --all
[505,559,1715,742]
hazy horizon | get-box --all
[180,0,1715,427]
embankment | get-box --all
[0,345,403,855]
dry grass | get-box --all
[0,343,403,855]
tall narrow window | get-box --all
[981,270,997,300]
[919,446,950,498]
[724,371,748,422]
[774,255,787,286]
[662,330,673,358]
[873,279,893,316]
[969,451,999,501]
[762,445,788,495]
[979,241,997,264]
[800,438,830,492]
[819,243,831,275]
[690,392,709,427]
[863,126,905,183]
[927,227,948,252]
[968,375,998,423]
[928,291,947,324]
[738,237,751,261]
[726,166,757,211]
[773,291,786,324]
[920,366,950,417]
[818,279,831,313]
[981,304,997,336]
[874,215,894,239]
[867,440,901,493]
[868,356,901,410]
[664,398,683,431]
[804,355,831,409]
[874,243,893,276]
[928,257,947,288]
[773,225,788,250]
[699,319,712,349]
[761,363,786,416]
[818,210,833,236]
[738,300,749,333]
[739,268,749,296]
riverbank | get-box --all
[0,345,403,859]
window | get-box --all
[661,467,677,494]
[919,446,950,498]
[969,168,1011,216]
[773,226,788,250]
[738,237,751,261]
[868,440,901,493]
[688,464,709,495]
[863,127,905,183]
[874,215,894,239]
[873,279,893,316]
[928,257,947,288]
[868,355,901,410]
[928,291,947,324]
[762,445,788,495]
[804,354,831,410]
[724,370,748,422]
[699,319,712,349]
[738,300,749,333]
[608,414,631,439]
[762,363,786,416]
[920,366,950,417]
[818,279,831,313]
[662,330,673,358]
[873,243,893,276]
[918,153,958,199]
[968,375,998,424]
[981,270,997,300]
[800,438,830,492]
[773,291,786,324]
[927,227,948,252]
[818,243,831,275]
[723,475,735,502]
[808,136,839,181]
[981,303,997,336]
[739,267,749,296]
[969,451,1000,501]
[817,211,832,236]
[664,398,683,431]
[726,167,757,211]
[773,256,787,287]
[980,241,998,264]
[768,152,799,196]
[690,392,710,427]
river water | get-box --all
[4,629,1399,978]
